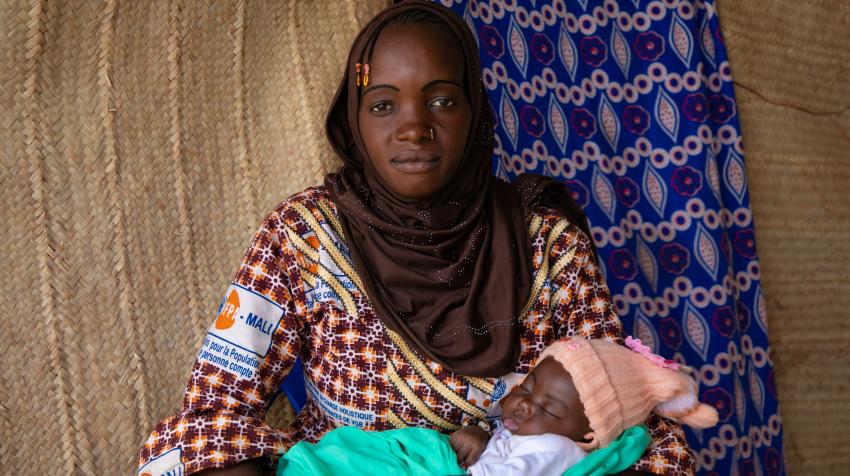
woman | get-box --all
[138,2,694,475]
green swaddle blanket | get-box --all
[277,426,465,476]
[277,425,650,476]
[564,425,651,476]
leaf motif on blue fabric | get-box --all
[748,361,766,421]
[508,17,529,77]
[753,444,765,476]
[691,427,704,445]
[592,166,617,222]
[631,0,641,9]
[706,149,722,204]
[633,310,659,354]
[598,256,608,281]
[669,14,694,67]
[754,285,768,334]
[494,155,509,182]
[642,162,668,217]
[654,88,680,142]
[683,301,710,361]
[500,89,519,151]
[558,23,578,83]
[723,148,748,204]
[463,6,476,44]
[598,95,620,151]
[734,375,747,430]
[611,26,631,78]
[699,16,716,68]
[637,238,658,293]
[548,95,569,153]
[576,0,589,10]
[694,222,720,280]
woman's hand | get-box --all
[449,426,489,469]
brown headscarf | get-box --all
[324,1,593,377]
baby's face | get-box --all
[499,357,592,441]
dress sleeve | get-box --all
[548,218,696,476]
[138,210,304,475]
[548,219,622,343]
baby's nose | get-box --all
[514,398,535,417]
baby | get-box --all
[278,336,718,476]
[454,336,719,475]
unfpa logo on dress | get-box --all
[215,289,275,335]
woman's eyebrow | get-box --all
[361,84,399,96]
[421,79,462,91]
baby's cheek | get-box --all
[498,393,516,413]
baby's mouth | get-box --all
[501,417,519,432]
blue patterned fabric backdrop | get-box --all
[438,1,785,474]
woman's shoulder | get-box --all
[526,205,593,251]
[268,185,336,220]
[258,185,338,237]
[271,185,333,213]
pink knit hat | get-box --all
[538,336,719,451]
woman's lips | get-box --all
[502,418,519,432]
[391,153,440,173]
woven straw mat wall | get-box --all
[715,1,850,474]
[0,1,390,474]
[1,0,848,475]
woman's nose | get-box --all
[396,122,431,143]
[395,106,431,143]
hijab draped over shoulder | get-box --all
[324,0,593,377]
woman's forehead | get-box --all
[367,23,466,84]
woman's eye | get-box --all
[429,97,455,108]
[369,102,393,113]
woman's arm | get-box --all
[545,215,696,476]
[138,209,305,475]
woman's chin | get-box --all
[386,179,449,201]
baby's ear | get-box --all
[576,432,599,452]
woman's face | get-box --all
[358,22,472,201]
[499,357,592,441]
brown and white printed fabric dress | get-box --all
[138,186,695,475]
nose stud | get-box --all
[429,127,435,141]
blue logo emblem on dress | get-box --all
[491,379,507,400]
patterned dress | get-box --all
[138,186,695,475]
